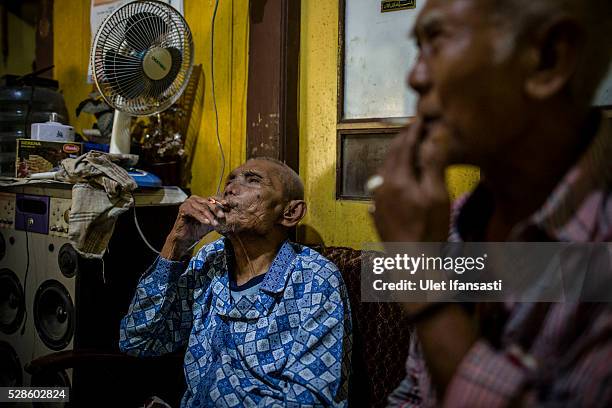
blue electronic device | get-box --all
[128,169,162,188]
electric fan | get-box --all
[91,0,194,154]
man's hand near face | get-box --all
[372,118,451,243]
[371,119,479,394]
[160,196,229,261]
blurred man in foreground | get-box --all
[371,0,612,406]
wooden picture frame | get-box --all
[336,0,414,200]
[336,127,400,200]
[337,0,423,123]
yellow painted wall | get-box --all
[52,0,476,249]
[53,0,93,132]
[52,0,248,196]
[183,0,248,198]
[0,10,36,77]
[299,0,480,248]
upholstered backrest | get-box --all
[311,245,413,408]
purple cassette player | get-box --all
[15,194,50,234]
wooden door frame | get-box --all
[246,0,300,173]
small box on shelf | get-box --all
[15,139,83,178]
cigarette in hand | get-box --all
[208,198,230,211]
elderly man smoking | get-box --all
[370,0,612,406]
[120,158,352,407]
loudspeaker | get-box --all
[0,186,186,407]
[0,192,31,391]
[0,192,77,399]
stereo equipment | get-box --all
[0,184,186,407]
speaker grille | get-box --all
[34,280,74,351]
[58,244,78,279]
[0,269,25,335]
[31,369,71,408]
[0,341,22,387]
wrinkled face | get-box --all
[410,0,527,166]
[218,160,286,235]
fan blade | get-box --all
[144,47,183,98]
[125,12,169,53]
[103,49,145,100]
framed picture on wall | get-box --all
[338,0,423,121]
[336,128,399,200]
[594,67,612,107]
[336,0,422,200]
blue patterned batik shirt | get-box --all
[120,239,352,407]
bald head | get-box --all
[247,157,304,202]
[487,0,612,106]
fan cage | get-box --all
[92,0,194,116]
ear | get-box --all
[278,200,307,228]
[524,17,584,100]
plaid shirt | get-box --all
[388,115,612,408]
[120,239,352,407]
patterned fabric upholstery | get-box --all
[311,246,413,408]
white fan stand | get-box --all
[109,110,132,154]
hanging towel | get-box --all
[56,151,137,258]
